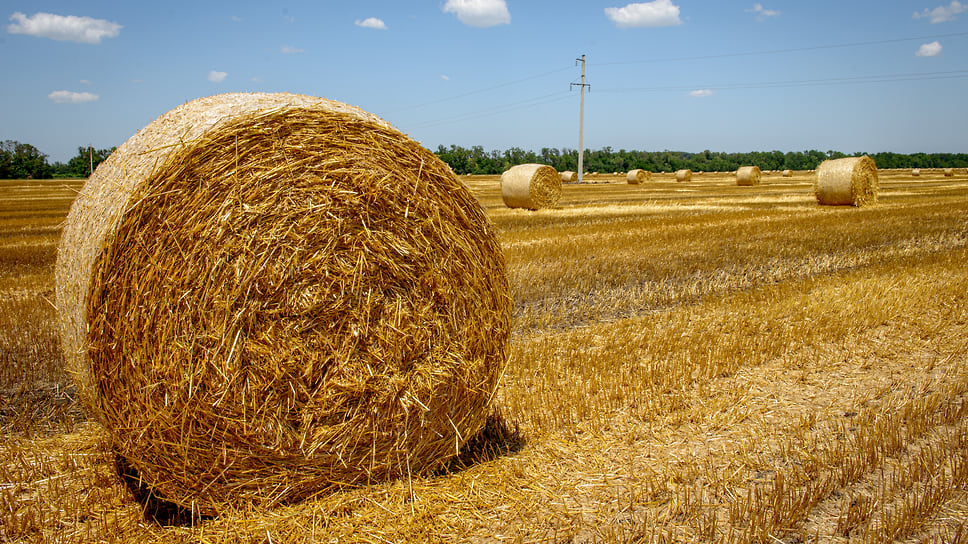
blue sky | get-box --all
[2,0,966,163]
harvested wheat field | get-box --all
[3,168,968,543]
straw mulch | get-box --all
[736,166,762,186]
[675,169,692,182]
[626,169,650,184]
[54,92,512,515]
[501,164,561,210]
[815,155,879,206]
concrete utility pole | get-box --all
[570,54,590,183]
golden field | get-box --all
[2,168,968,543]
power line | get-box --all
[597,69,968,94]
[593,31,968,66]
[404,91,572,130]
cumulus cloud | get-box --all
[355,17,387,30]
[442,0,510,28]
[605,1,682,28]
[79,79,91,85]
[207,70,228,83]
[916,41,943,56]
[280,45,304,53]
[913,1,967,23]
[688,89,714,98]
[7,11,121,44]
[48,90,99,103]
[747,3,780,20]
[440,74,450,81]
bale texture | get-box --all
[944,168,954,177]
[55,92,512,514]
[626,169,650,184]
[815,155,879,206]
[501,164,561,209]
[675,169,692,182]
[736,166,762,186]
[912,168,921,177]
[560,171,578,183]
[782,169,792,177]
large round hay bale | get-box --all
[626,169,650,184]
[560,170,578,183]
[736,166,762,186]
[55,93,512,514]
[501,164,561,209]
[675,169,692,182]
[912,168,921,177]
[782,169,792,177]
[944,168,954,177]
[815,155,878,206]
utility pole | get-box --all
[570,54,590,183]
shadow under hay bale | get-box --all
[815,155,878,206]
[501,164,561,210]
[736,166,762,186]
[115,454,212,527]
[441,410,525,473]
[55,92,512,516]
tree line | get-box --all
[1,139,966,180]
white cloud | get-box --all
[440,74,450,81]
[7,11,121,44]
[913,1,967,23]
[442,0,510,28]
[79,79,91,85]
[48,90,99,103]
[230,15,242,22]
[688,89,714,98]
[280,45,304,53]
[605,1,682,28]
[747,3,780,20]
[916,41,943,56]
[355,17,387,30]
[207,70,228,83]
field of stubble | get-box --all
[2,169,968,543]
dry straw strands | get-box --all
[736,166,762,186]
[675,169,692,182]
[560,171,578,183]
[501,164,561,210]
[944,168,954,177]
[54,92,512,515]
[626,169,650,184]
[815,155,879,206]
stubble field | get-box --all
[2,169,968,542]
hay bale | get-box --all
[912,168,920,177]
[736,166,762,186]
[675,169,692,182]
[626,169,650,184]
[944,168,954,177]
[782,169,792,177]
[55,93,512,514]
[501,164,561,209]
[560,170,578,183]
[815,155,878,206]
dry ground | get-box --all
[2,169,968,542]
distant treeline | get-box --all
[2,139,966,180]
[434,145,968,176]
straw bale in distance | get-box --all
[815,155,879,206]
[626,169,650,184]
[912,168,921,177]
[54,92,512,515]
[944,168,954,177]
[675,169,692,182]
[736,166,762,186]
[782,169,792,177]
[501,164,561,210]
[560,171,578,183]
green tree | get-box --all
[66,146,114,177]
[0,140,52,179]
